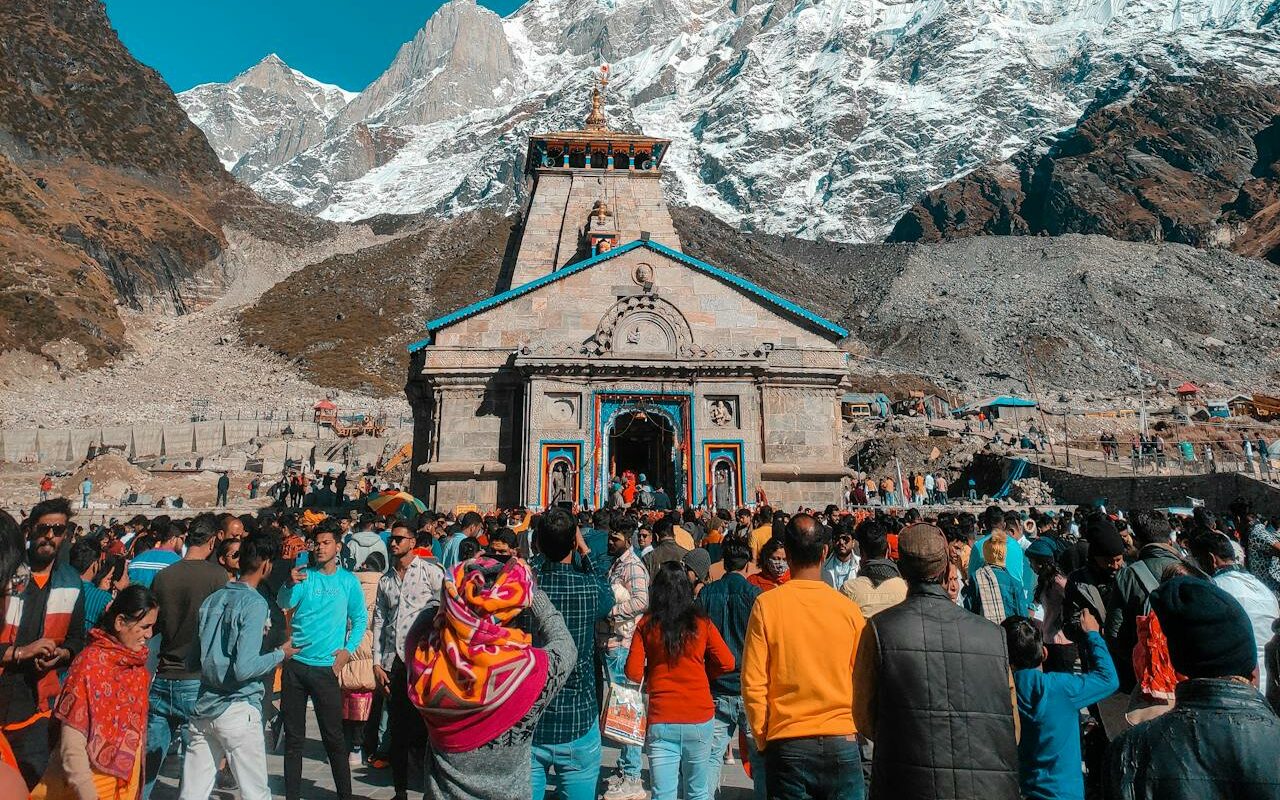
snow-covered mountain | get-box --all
[179,54,355,177]
[181,0,1280,242]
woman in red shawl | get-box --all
[33,585,157,800]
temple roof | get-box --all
[408,239,849,352]
[523,66,670,171]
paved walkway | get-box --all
[152,713,756,799]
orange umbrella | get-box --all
[367,490,426,517]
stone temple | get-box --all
[406,75,851,511]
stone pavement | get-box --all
[152,713,757,799]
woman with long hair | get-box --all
[625,562,734,800]
[33,584,157,800]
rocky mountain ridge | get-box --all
[0,0,333,373]
[180,54,356,178]
[889,62,1280,263]
[180,0,1280,242]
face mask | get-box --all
[768,558,788,575]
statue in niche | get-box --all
[709,399,735,427]
[548,461,577,507]
[714,463,735,511]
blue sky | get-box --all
[104,0,525,93]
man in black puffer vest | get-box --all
[853,523,1020,800]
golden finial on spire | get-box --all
[584,64,609,130]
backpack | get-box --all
[1131,561,1184,701]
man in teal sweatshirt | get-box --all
[183,532,297,800]
[277,523,368,800]
[1003,609,1118,800]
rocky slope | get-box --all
[889,62,1280,264]
[179,54,355,178]
[181,0,1280,241]
[236,205,1280,398]
[239,210,517,394]
[0,0,332,372]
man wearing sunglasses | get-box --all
[370,522,422,794]
[1,498,86,788]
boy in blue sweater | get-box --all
[277,523,368,800]
[183,532,297,800]
[1003,609,1118,800]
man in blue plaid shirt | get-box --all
[530,508,614,800]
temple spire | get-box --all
[584,64,609,131]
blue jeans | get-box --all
[709,694,765,800]
[764,735,864,800]
[648,719,716,800]
[531,721,602,800]
[144,677,200,798]
[603,647,642,779]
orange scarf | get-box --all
[53,630,150,780]
[407,558,547,752]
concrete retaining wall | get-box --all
[131,428,164,458]
[100,427,133,455]
[4,419,393,466]
[35,430,69,463]
[224,420,259,446]
[162,425,195,455]
[1,430,38,462]
[192,421,225,453]
[67,429,98,462]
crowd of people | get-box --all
[1,493,1279,800]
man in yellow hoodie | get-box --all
[742,513,868,799]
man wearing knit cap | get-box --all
[1064,513,1126,645]
[853,523,1019,799]
[1062,511,1130,789]
[1107,576,1280,798]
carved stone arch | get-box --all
[584,293,694,357]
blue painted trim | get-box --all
[406,239,847,352]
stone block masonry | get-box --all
[1023,459,1280,516]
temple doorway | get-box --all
[711,458,738,511]
[608,410,675,500]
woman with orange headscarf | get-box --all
[33,585,157,800]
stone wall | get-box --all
[762,386,842,465]
[436,247,836,353]
[1023,460,1280,516]
[509,169,680,287]
[761,479,844,508]
[414,379,519,510]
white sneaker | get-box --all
[349,750,363,766]
[603,776,645,800]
